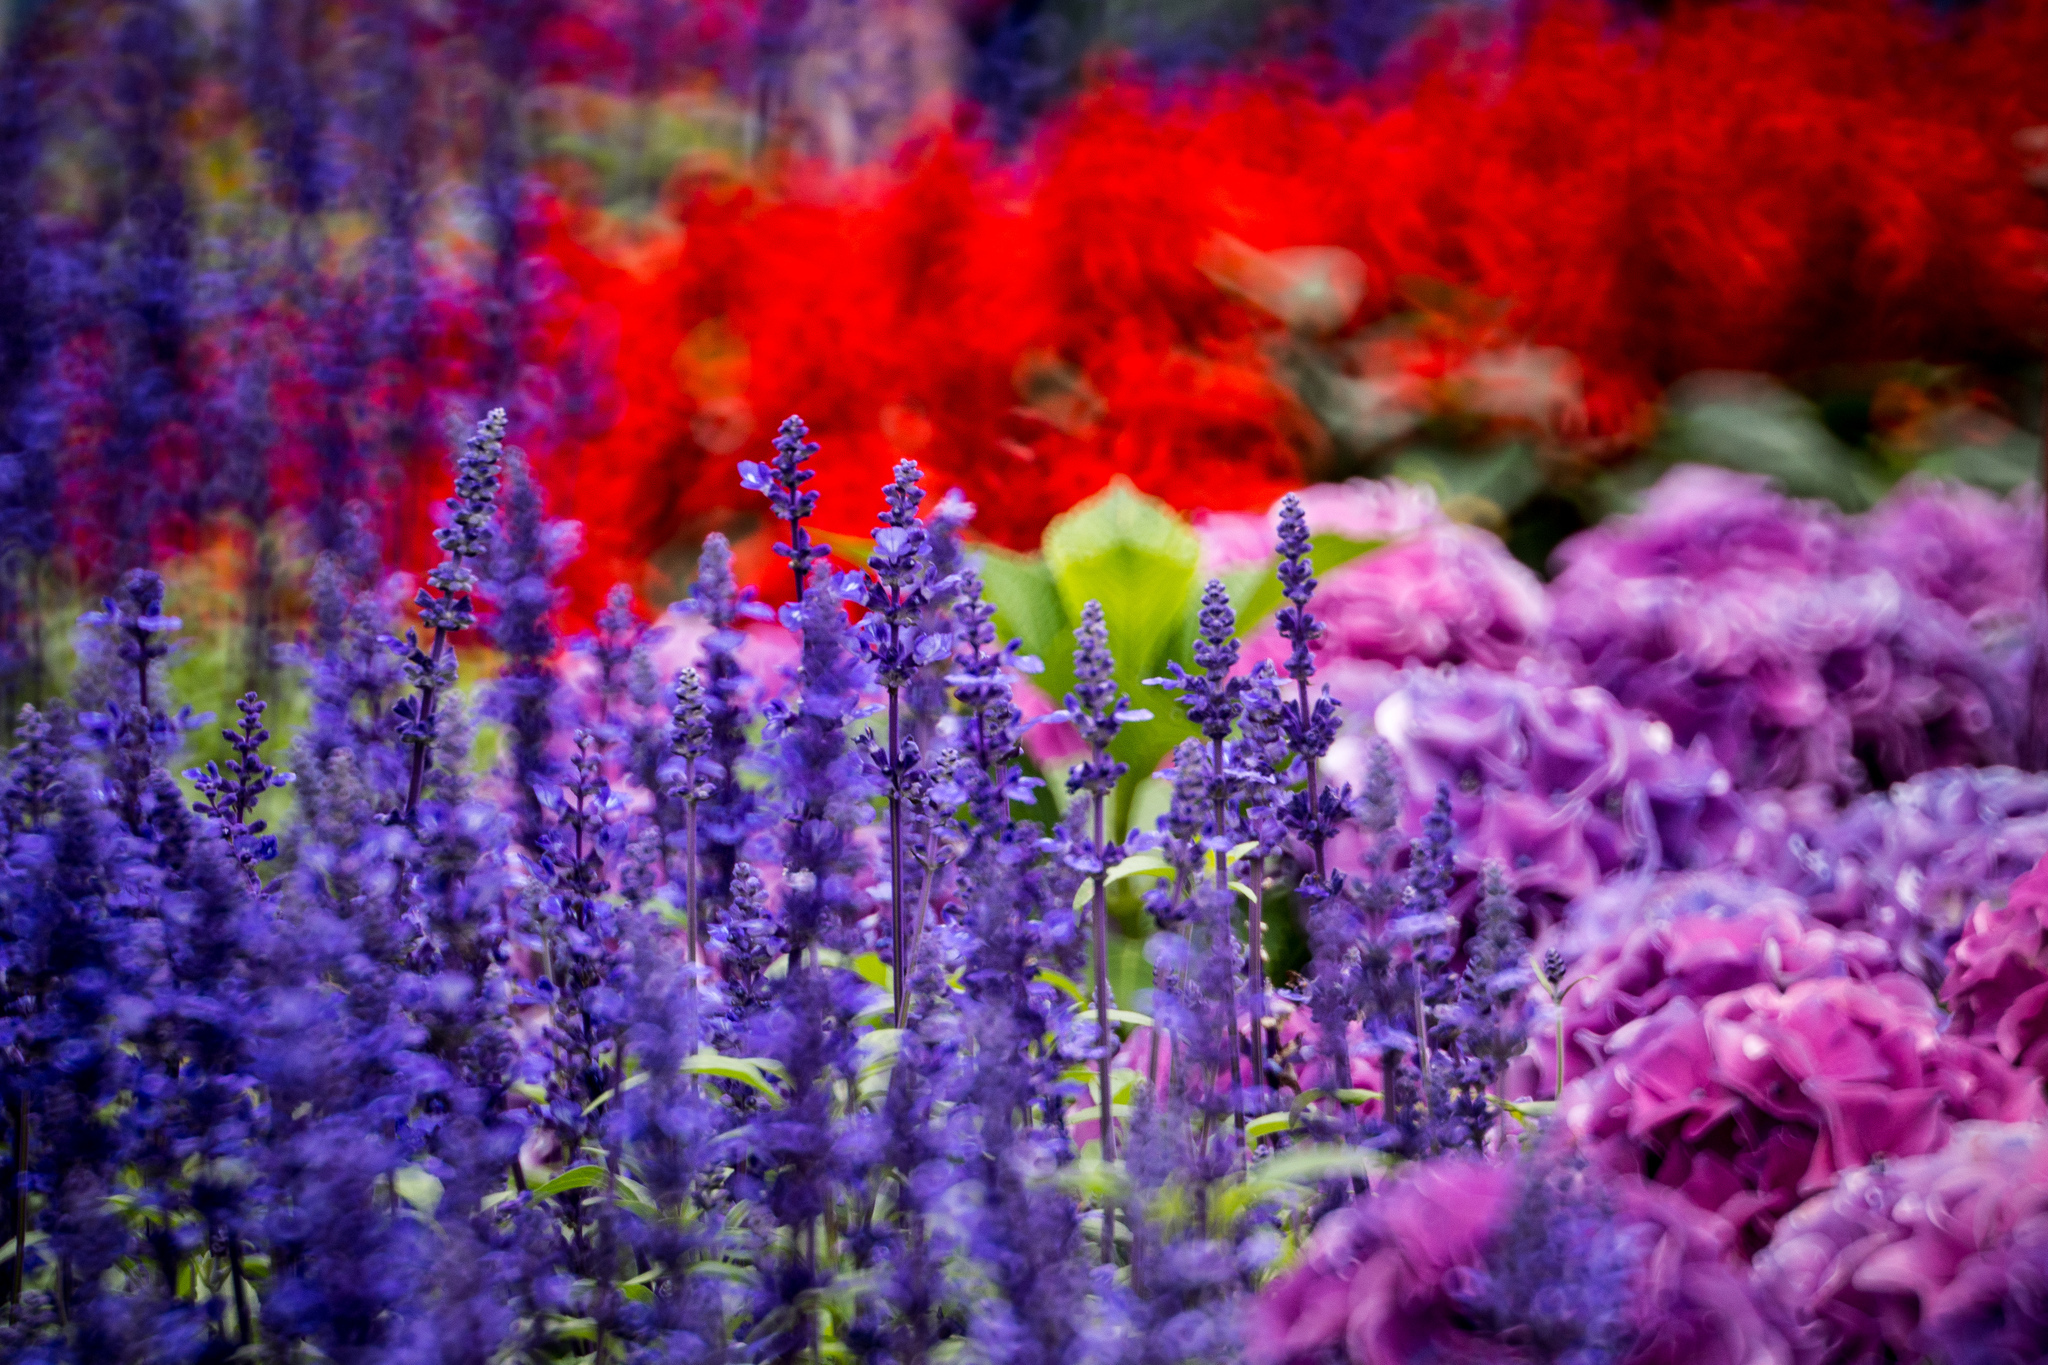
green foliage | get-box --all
[979,477,1378,836]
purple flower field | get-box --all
[6,405,2048,1365]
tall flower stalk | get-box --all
[739,413,827,599]
[1150,580,1249,1125]
[396,408,504,823]
[1064,600,1147,1174]
[670,666,712,963]
[851,461,950,1025]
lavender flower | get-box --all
[738,413,828,597]
[848,460,952,1023]
[183,691,295,884]
[397,408,506,823]
[483,447,569,849]
[669,665,712,962]
[674,530,766,908]
[1063,599,1146,1166]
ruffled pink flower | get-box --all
[1855,477,2041,631]
[1943,854,2048,1079]
[1247,1157,1787,1365]
[1757,1122,2048,1364]
[1512,873,1895,1099]
[1326,660,1745,922]
[1564,975,2044,1252]
[1548,466,2017,794]
[1203,480,1550,674]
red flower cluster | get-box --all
[520,0,2048,613]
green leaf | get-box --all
[979,544,1070,691]
[1036,969,1089,1003]
[1072,851,1173,908]
[1244,1111,1295,1140]
[392,1164,444,1215]
[1503,1098,1558,1121]
[848,952,893,991]
[1042,477,1201,691]
[1251,1143,1391,1187]
[681,1050,785,1106]
[532,1165,609,1199]
[1393,444,1545,519]
[1653,375,1879,512]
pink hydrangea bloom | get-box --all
[1855,477,2041,630]
[1757,1122,2048,1364]
[1202,479,1550,673]
[1564,975,2044,1252]
[1247,1157,1787,1365]
[1943,854,2048,1078]
[1512,873,1895,1100]
[1548,466,2017,793]
[1326,660,1745,922]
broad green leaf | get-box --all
[1072,851,1173,907]
[1251,1143,1391,1187]
[1652,376,1880,512]
[979,544,1069,684]
[1042,477,1201,696]
[1244,1111,1296,1140]
[1393,444,1545,519]
[533,1165,609,1199]
[1037,969,1089,1003]
[848,952,892,991]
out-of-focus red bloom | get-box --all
[519,0,2048,616]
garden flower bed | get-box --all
[8,1,2048,1360]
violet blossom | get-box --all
[1943,851,2048,1080]
[1758,1121,2048,1364]
[1564,974,2044,1251]
[1248,1156,1788,1365]
[1547,464,2017,793]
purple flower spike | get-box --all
[739,414,828,597]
